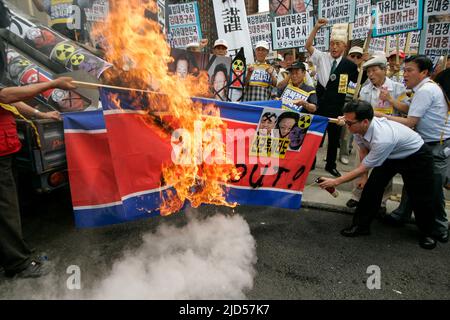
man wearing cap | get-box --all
[243,40,277,102]
[387,50,406,84]
[346,55,411,211]
[305,18,359,177]
[213,39,228,57]
[276,62,317,114]
[379,55,449,244]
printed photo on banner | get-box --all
[270,0,291,16]
[318,0,356,25]
[207,55,232,101]
[373,0,424,37]
[251,108,313,158]
[419,1,450,56]
[169,48,200,78]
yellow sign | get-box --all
[249,136,290,159]
[338,74,348,94]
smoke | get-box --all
[1,212,257,300]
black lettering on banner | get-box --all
[272,167,291,187]
[249,164,266,188]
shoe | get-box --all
[340,225,370,237]
[419,236,436,250]
[432,230,449,243]
[382,214,404,227]
[5,260,50,279]
[339,155,349,165]
[325,167,341,177]
[346,199,359,208]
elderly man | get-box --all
[387,49,406,84]
[379,55,449,244]
[305,18,359,177]
[319,100,438,249]
[243,40,277,102]
[277,61,317,114]
[212,39,228,57]
[346,55,411,210]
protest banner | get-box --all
[247,12,273,50]
[63,91,328,228]
[369,36,387,53]
[213,0,254,63]
[318,0,356,25]
[157,0,166,33]
[167,1,202,49]
[418,0,450,56]
[351,0,372,40]
[372,0,424,37]
[271,12,313,50]
[314,26,330,52]
[386,31,420,54]
[84,0,109,22]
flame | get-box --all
[93,0,238,215]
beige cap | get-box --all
[349,46,363,55]
[186,42,200,49]
[362,56,388,69]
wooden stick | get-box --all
[405,32,412,56]
[395,34,400,66]
[443,55,448,70]
[72,80,160,95]
[353,16,375,100]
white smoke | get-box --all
[91,212,257,299]
[1,212,257,300]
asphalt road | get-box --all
[1,188,449,300]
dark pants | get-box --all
[0,154,31,272]
[353,145,436,236]
[322,122,341,170]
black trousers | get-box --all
[353,144,436,236]
[0,154,31,272]
[322,122,341,170]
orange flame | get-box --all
[93,0,238,215]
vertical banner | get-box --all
[318,0,356,25]
[168,1,202,49]
[351,0,372,40]
[213,0,254,63]
[247,12,273,50]
[372,0,424,37]
[418,0,450,56]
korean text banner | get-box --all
[63,90,328,228]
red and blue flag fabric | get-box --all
[63,89,328,228]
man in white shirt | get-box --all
[318,100,438,249]
[379,55,449,244]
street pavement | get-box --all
[0,180,449,300]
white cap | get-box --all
[349,46,363,55]
[186,42,200,49]
[362,56,388,70]
[213,39,228,49]
[255,40,270,50]
[330,23,348,43]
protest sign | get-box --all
[271,12,313,50]
[314,26,330,52]
[318,0,356,25]
[351,0,372,40]
[168,1,202,49]
[373,0,424,37]
[418,0,450,56]
[247,12,273,50]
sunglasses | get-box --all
[350,54,362,59]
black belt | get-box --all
[426,138,450,146]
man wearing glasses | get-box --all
[318,100,438,250]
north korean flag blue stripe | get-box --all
[225,187,302,210]
[63,110,105,131]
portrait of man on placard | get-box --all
[270,0,291,16]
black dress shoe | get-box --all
[346,199,359,208]
[340,225,370,237]
[5,260,50,279]
[432,230,449,243]
[419,236,436,250]
[325,167,341,177]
